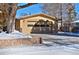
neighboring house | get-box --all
[72,20,79,32]
[15,14,58,34]
[72,20,79,26]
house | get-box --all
[71,20,79,32]
[15,14,58,34]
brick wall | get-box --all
[0,37,42,47]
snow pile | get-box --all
[66,44,79,49]
[73,20,79,23]
[58,32,79,36]
[0,30,32,39]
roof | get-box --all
[72,20,79,23]
[16,13,57,21]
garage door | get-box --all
[31,20,54,34]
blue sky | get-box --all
[75,3,79,19]
[75,4,79,13]
[16,3,43,18]
[16,3,79,18]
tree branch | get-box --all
[17,3,37,10]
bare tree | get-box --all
[42,3,60,18]
[42,3,69,21]
[0,3,37,33]
[66,3,76,32]
[67,3,76,21]
[41,3,77,32]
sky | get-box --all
[16,3,43,18]
[16,3,79,19]
[75,4,79,14]
[75,3,79,12]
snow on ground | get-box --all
[0,37,79,55]
[0,44,79,55]
[31,33,79,40]
[58,32,79,36]
[0,33,79,55]
[0,30,32,39]
[73,20,79,23]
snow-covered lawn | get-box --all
[0,30,32,39]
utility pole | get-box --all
[58,4,63,31]
[60,4,62,30]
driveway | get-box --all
[0,34,79,55]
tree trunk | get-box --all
[6,4,17,33]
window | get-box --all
[27,21,37,22]
[27,24,34,27]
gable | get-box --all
[17,14,57,21]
